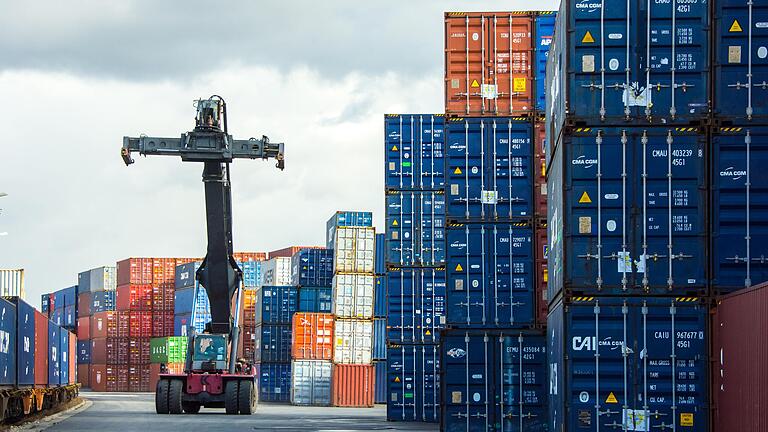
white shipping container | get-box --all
[91,266,116,291]
[333,319,373,364]
[291,360,332,406]
[332,274,374,319]
[333,227,375,273]
[259,257,292,287]
[0,269,24,298]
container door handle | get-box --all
[670,253,692,261]
[751,255,768,263]
[725,255,748,263]
[728,82,750,89]
[753,81,768,90]
[578,253,600,260]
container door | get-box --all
[446,118,486,220]
[419,192,446,266]
[386,268,447,344]
[385,115,417,190]
[387,344,440,422]
[496,334,548,432]
[442,333,494,432]
[386,191,416,265]
[488,118,534,219]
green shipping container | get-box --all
[150,336,187,364]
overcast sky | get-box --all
[0,0,559,307]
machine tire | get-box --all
[182,402,201,414]
[168,379,184,414]
[237,380,256,415]
[155,379,169,414]
[224,380,239,415]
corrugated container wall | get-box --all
[332,364,374,407]
[326,211,373,248]
[259,257,293,287]
[291,360,332,406]
[385,190,445,266]
[332,226,375,274]
[0,269,24,297]
[534,12,557,113]
[385,114,445,191]
[387,267,446,344]
[332,274,374,319]
[375,233,385,275]
[444,12,536,117]
[711,282,768,432]
[6,297,36,385]
[270,245,324,259]
[291,248,334,287]
[258,362,291,403]
[387,343,440,423]
[0,298,17,385]
[333,319,373,364]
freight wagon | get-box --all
[0,297,79,423]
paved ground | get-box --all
[36,392,438,432]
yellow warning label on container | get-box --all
[394,376,401,383]
[454,167,462,174]
[392,219,399,227]
[471,79,480,88]
[391,145,398,151]
[730,19,743,32]
[680,413,693,426]
[605,392,618,404]
[579,191,592,204]
[455,263,464,272]
[582,31,595,43]
[543,268,548,282]
[513,77,527,92]
[425,330,431,336]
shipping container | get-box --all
[271,245,324,259]
[232,251,267,263]
[150,336,187,364]
[89,364,119,392]
[385,114,445,191]
[711,126,768,292]
[442,329,547,432]
[128,311,152,338]
[128,365,150,392]
[78,292,92,317]
[174,261,199,290]
[297,286,332,313]
[291,248,334,287]
[387,267,446,344]
[446,222,534,328]
[332,226,376,273]
[534,11,557,113]
[254,324,292,363]
[713,0,768,122]
[79,266,116,293]
[259,257,293,287]
[291,313,333,361]
[174,313,209,337]
[254,286,297,325]
[90,337,128,365]
[62,304,76,329]
[374,276,386,318]
[3,297,34,386]
[41,293,51,314]
[116,283,152,311]
[548,297,708,432]
[68,334,75,384]
[91,290,115,314]
[54,286,78,308]
[446,117,534,221]
[711,282,768,432]
[444,12,535,117]
[291,360,332,406]
[77,316,90,341]
[90,311,127,339]
[533,121,547,218]
[545,0,710,145]
[372,318,386,361]
[77,364,90,388]
[0,269,24,297]
[77,340,90,364]
[128,337,151,365]
[257,362,291,403]
[535,223,548,326]
[333,319,373,364]
[33,310,48,386]
[332,274,374,319]
[374,360,386,404]
[375,233,385,275]
[387,343,440,423]
[385,190,446,266]
[326,211,374,249]
[117,258,154,286]
[332,364,374,407]
[0,297,17,385]
[548,126,708,299]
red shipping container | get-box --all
[712,283,768,432]
[117,258,153,286]
[128,366,150,392]
[90,364,107,392]
[232,252,267,262]
[68,334,76,385]
[533,121,547,218]
[77,316,90,341]
[268,246,324,259]
[332,364,374,407]
[128,337,151,365]
[445,12,535,117]
[117,366,130,392]
[535,223,548,326]
[91,337,127,365]
[77,364,90,388]
[78,291,92,317]
[34,310,48,386]
[91,311,127,338]
[129,311,152,337]
[163,286,175,311]
[292,313,334,360]
[117,284,152,311]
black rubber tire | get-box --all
[155,379,169,414]
[182,402,201,414]
[237,380,256,415]
[168,379,184,414]
[224,380,240,415]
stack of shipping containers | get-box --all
[544,0,714,429]
[384,113,446,423]
[75,266,116,388]
[290,247,334,405]
[46,286,78,331]
[372,233,387,404]
[328,211,376,407]
[439,12,551,431]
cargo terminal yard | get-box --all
[1,1,767,431]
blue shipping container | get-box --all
[546,0,710,145]
[175,261,199,290]
[326,211,373,248]
[547,297,709,432]
[77,270,92,293]
[254,286,297,325]
[385,190,445,266]
[77,340,91,364]
[257,362,291,403]
[174,312,210,337]
[0,298,17,385]
[41,294,50,314]
[387,344,440,423]
[291,248,334,287]
[375,233,385,275]
[711,126,768,292]
[60,330,69,385]
[297,286,332,313]
[254,324,291,363]
[714,0,768,121]
[372,318,386,361]
[374,361,386,404]
[446,117,534,221]
[63,305,76,329]
[385,114,445,191]
[548,127,707,298]
[374,275,386,318]
[446,223,535,328]
[534,11,557,113]
[54,286,78,308]
[387,267,446,344]
[47,321,60,386]
[241,261,261,287]
[6,298,35,385]
[442,329,547,432]
[91,290,115,314]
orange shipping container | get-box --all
[77,316,90,341]
[232,252,267,262]
[69,334,76,385]
[444,12,535,116]
[291,313,334,360]
[33,310,48,386]
[268,246,324,259]
[332,364,374,407]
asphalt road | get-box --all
[36,392,438,432]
